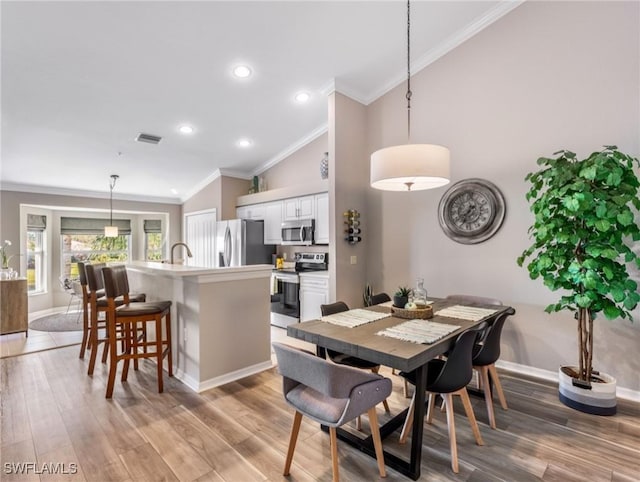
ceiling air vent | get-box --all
[135,133,162,144]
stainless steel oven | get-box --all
[270,270,300,328]
[281,219,314,246]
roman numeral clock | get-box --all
[437,178,506,244]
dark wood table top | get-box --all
[287,298,513,372]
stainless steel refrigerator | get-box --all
[215,219,276,267]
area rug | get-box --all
[29,311,83,332]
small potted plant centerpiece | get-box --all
[393,286,411,308]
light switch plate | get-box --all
[350,255,357,265]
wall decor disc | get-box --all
[438,178,506,244]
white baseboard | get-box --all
[176,360,275,393]
[496,360,640,403]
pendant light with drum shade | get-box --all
[104,174,119,237]
[370,0,450,192]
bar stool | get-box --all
[102,265,172,398]
[82,263,146,376]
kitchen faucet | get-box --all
[170,242,193,264]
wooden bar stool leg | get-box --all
[79,303,89,359]
[87,310,100,376]
[132,320,140,371]
[165,312,173,377]
[156,316,164,393]
[105,320,118,399]
[121,323,132,382]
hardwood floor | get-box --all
[1,341,638,481]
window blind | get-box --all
[27,214,47,232]
[60,217,131,235]
[143,219,162,233]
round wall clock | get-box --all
[438,178,506,244]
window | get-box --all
[61,234,130,279]
[60,217,132,279]
[144,220,163,261]
[26,214,47,293]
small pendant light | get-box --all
[104,174,119,237]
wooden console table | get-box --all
[1,278,28,336]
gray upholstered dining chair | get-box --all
[321,301,391,428]
[273,342,392,482]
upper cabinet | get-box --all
[263,201,283,245]
[283,195,314,221]
[236,204,265,220]
[314,192,329,245]
[237,191,329,245]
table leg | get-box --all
[324,364,427,480]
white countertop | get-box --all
[126,261,273,279]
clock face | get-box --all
[438,179,505,244]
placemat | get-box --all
[376,320,461,344]
[321,309,391,328]
[435,305,498,321]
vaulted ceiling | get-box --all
[1,1,520,203]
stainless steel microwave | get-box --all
[281,219,315,245]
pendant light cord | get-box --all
[406,0,412,143]
[109,174,119,226]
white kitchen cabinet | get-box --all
[283,195,314,221]
[314,192,329,245]
[300,273,329,322]
[236,204,265,220]
[263,201,283,244]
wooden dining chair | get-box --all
[273,342,391,482]
[321,301,391,430]
[398,326,485,473]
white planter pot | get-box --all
[558,366,616,415]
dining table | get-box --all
[286,297,514,480]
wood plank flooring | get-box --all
[1,343,639,481]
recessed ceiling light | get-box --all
[295,92,310,103]
[232,65,252,78]
[171,188,179,195]
[236,138,253,148]
[178,125,194,134]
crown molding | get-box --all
[180,168,254,203]
[362,0,525,105]
[0,182,181,205]
[252,123,329,176]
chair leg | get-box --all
[442,393,459,474]
[399,392,415,444]
[367,407,386,478]
[488,364,508,410]
[283,411,302,476]
[356,415,362,431]
[121,323,132,382]
[87,311,100,376]
[330,426,339,482]
[403,378,410,398]
[156,317,164,393]
[478,365,496,429]
[105,323,118,399]
[426,392,436,424]
[165,311,173,377]
[79,303,89,359]
[458,388,484,446]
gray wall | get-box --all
[0,189,181,312]
[365,1,640,393]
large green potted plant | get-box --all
[517,146,640,415]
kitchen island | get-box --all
[125,261,273,393]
